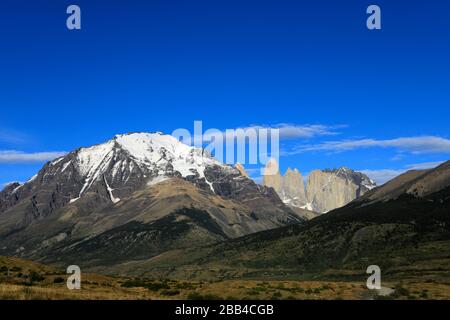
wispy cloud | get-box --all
[289,136,450,155]
[199,124,344,142]
[0,150,67,164]
[254,124,344,139]
[360,169,406,185]
[406,161,445,170]
[361,160,445,185]
[0,129,29,145]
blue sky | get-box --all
[1,0,449,187]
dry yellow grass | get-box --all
[2,279,450,300]
[0,280,363,300]
[188,280,367,300]
[0,283,155,300]
[1,256,449,300]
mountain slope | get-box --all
[354,160,450,204]
[0,132,227,217]
[0,133,303,267]
[116,161,450,280]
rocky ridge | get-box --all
[263,159,376,214]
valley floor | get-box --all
[1,256,450,300]
[2,274,450,300]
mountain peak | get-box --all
[235,163,248,177]
[0,134,304,263]
[4,132,232,208]
[284,167,302,178]
[264,164,376,214]
[263,158,280,176]
[113,131,165,139]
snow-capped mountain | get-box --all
[63,132,227,203]
[3,133,236,212]
[0,132,303,267]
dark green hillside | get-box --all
[113,166,450,282]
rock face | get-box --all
[263,159,283,192]
[263,159,376,214]
[263,159,307,208]
[307,168,375,213]
[235,163,248,177]
[0,133,303,267]
[0,182,22,213]
[282,168,307,206]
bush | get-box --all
[174,282,197,290]
[270,291,282,300]
[276,283,285,289]
[53,277,65,284]
[29,271,45,282]
[160,289,180,296]
[246,290,260,296]
[187,292,203,300]
[145,282,170,291]
[394,284,410,297]
[121,279,147,288]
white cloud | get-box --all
[260,124,343,139]
[360,169,406,185]
[390,154,405,161]
[406,161,445,170]
[0,150,67,164]
[361,161,445,185]
[290,136,450,155]
[200,124,343,142]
